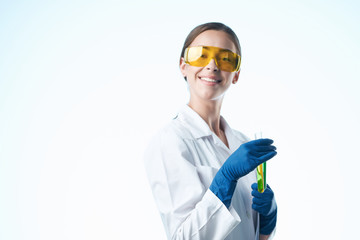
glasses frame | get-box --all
[184,45,241,72]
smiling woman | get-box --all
[143,22,278,240]
[180,30,240,107]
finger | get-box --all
[253,145,277,152]
[252,197,266,205]
[249,151,277,164]
[251,189,263,198]
[251,138,274,146]
[262,188,274,199]
[248,150,276,160]
[258,151,277,162]
[251,183,269,195]
[262,185,273,194]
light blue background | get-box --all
[1,0,359,239]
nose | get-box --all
[205,58,219,72]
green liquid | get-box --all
[257,162,266,193]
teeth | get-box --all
[201,77,218,82]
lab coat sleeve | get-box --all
[144,127,241,240]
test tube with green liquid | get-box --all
[255,132,266,193]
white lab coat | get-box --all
[144,104,274,240]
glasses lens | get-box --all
[185,46,208,67]
[216,50,238,72]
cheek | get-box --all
[222,72,235,83]
[186,66,202,80]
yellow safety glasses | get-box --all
[184,46,241,72]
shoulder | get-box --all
[144,118,194,163]
[153,117,192,145]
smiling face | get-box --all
[180,30,240,103]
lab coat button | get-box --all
[246,211,251,218]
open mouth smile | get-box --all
[199,77,222,83]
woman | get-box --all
[144,22,278,240]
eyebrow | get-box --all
[201,46,231,52]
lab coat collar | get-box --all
[177,104,239,145]
[177,104,213,138]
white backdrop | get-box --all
[1,0,359,239]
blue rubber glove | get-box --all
[210,139,277,208]
[251,183,277,235]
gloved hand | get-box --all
[251,183,277,235]
[210,139,277,208]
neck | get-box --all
[188,96,224,136]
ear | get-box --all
[232,69,240,84]
[179,57,187,78]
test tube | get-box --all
[255,132,266,193]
